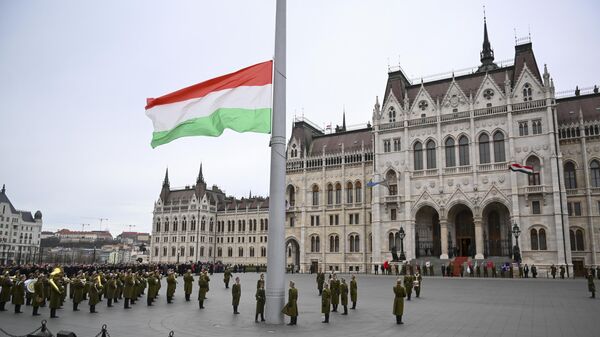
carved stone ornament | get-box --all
[448,179,454,187]
[498,175,505,183]
[482,177,489,184]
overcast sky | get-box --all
[1,0,598,234]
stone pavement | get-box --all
[0,273,598,337]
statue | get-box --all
[391,246,399,262]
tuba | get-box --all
[49,267,63,293]
[25,279,37,294]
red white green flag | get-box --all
[509,163,534,174]
[145,61,273,148]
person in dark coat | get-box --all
[321,282,331,323]
[282,281,298,325]
[340,278,349,315]
[560,265,566,279]
[183,270,194,302]
[316,271,325,295]
[531,264,537,278]
[11,274,25,313]
[393,278,406,324]
[232,277,241,314]
[255,282,265,322]
[588,269,596,299]
[350,275,358,309]
[551,264,557,279]
[71,274,85,311]
[88,275,102,313]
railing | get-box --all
[379,121,404,131]
[525,185,545,194]
[413,170,424,177]
[444,166,472,174]
[415,240,441,258]
[473,104,508,117]
[384,195,401,203]
[425,168,438,176]
[511,99,546,112]
[407,115,438,127]
[484,239,512,257]
[591,188,600,195]
[441,110,470,122]
[477,162,507,172]
[458,165,472,173]
[566,188,584,196]
[443,167,457,174]
[287,149,373,172]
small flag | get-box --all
[367,179,388,188]
[509,163,534,175]
[145,61,273,148]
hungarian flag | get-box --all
[145,60,273,148]
[509,163,534,174]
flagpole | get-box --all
[265,0,286,325]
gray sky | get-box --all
[1,0,598,235]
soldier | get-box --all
[105,274,117,307]
[255,282,265,323]
[224,268,232,289]
[257,273,265,289]
[531,264,537,278]
[183,269,194,302]
[11,274,25,313]
[596,266,600,280]
[524,264,529,278]
[71,273,84,311]
[115,272,123,302]
[32,274,46,316]
[48,269,64,318]
[321,282,331,323]
[146,272,156,306]
[330,272,340,312]
[350,275,357,309]
[560,265,566,279]
[403,274,413,301]
[198,270,209,309]
[483,262,488,278]
[88,274,102,313]
[123,270,134,309]
[393,278,406,325]
[588,269,596,299]
[232,277,241,314]
[551,264,557,279]
[0,270,13,311]
[414,272,422,298]
[316,270,325,296]
[491,263,497,278]
[282,281,298,326]
[340,278,349,315]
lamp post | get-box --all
[398,227,406,261]
[512,223,521,263]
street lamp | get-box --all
[398,227,406,261]
[512,223,522,263]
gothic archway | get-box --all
[415,205,441,257]
[286,238,300,271]
[448,203,475,257]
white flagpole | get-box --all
[265,0,286,325]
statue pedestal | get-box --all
[512,263,520,278]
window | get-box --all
[479,134,490,164]
[329,214,339,226]
[388,107,396,123]
[445,138,456,167]
[531,201,541,214]
[164,219,169,232]
[564,162,577,189]
[418,100,428,110]
[526,156,541,186]
[155,219,161,233]
[173,219,178,231]
[591,160,600,187]
[539,229,547,250]
[261,247,266,257]
[390,208,397,221]
[182,218,187,231]
[426,140,436,169]
[570,229,585,251]
[493,132,506,162]
[355,181,362,203]
[349,234,360,253]
[311,215,320,226]
[393,138,401,151]
[530,228,547,250]
[523,83,532,101]
[201,217,206,231]
[329,235,340,253]
[458,136,469,166]
[238,247,243,257]
[414,142,423,170]
[383,139,391,153]
[346,182,353,204]
[519,121,529,136]
[335,183,342,204]
[532,120,542,134]
[191,217,196,231]
[349,213,359,225]
[228,247,233,257]
[171,247,176,257]
[312,185,320,206]
[249,246,255,257]
[568,202,582,216]
[530,229,539,250]
[180,246,185,257]
[311,236,320,253]
[289,217,295,227]
[388,232,401,250]
[162,247,167,256]
[326,184,333,205]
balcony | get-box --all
[473,104,508,117]
[511,99,546,112]
[378,121,404,131]
[441,110,470,122]
[566,188,584,196]
[477,162,508,172]
[443,166,472,175]
[384,195,402,203]
[591,187,600,195]
[425,168,438,176]
[407,115,438,127]
[523,185,548,194]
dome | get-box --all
[34,210,42,220]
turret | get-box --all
[160,168,170,202]
[477,15,498,72]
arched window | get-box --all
[228,247,233,257]
[164,219,169,232]
[368,233,373,252]
[209,218,214,232]
[260,219,264,231]
[388,232,400,251]
[173,218,178,232]
[250,246,255,257]
[287,185,296,206]
[329,235,340,253]
[539,229,547,250]
[217,247,222,257]
[238,247,244,257]
[576,229,585,251]
[523,83,532,101]
[564,162,577,189]
[265,219,268,231]
[445,138,456,167]
[261,247,266,257]
[335,183,342,204]
[479,134,490,164]
[346,182,353,204]
[180,246,185,257]
[311,236,320,253]
[326,183,333,205]
[155,219,161,233]
[388,107,396,123]
[162,247,167,256]
[171,246,176,257]
[426,140,437,169]
[530,229,539,250]
[526,156,541,186]
[182,217,187,231]
[414,142,423,170]
[386,170,397,195]
[191,217,196,231]
[591,160,600,187]
[349,234,360,253]
[355,181,362,203]
[200,246,205,257]
[493,132,506,162]
[312,185,320,206]
[201,217,206,231]
[459,136,470,166]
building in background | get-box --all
[55,229,113,243]
[0,184,43,264]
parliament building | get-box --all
[150,20,600,277]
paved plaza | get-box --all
[0,273,598,337]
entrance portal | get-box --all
[452,205,475,257]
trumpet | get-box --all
[97,275,102,287]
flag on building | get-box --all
[367,179,389,188]
[145,60,273,148]
[509,163,534,174]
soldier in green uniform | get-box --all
[321,282,331,323]
[183,269,194,301]
[531,264,538,278]
[105,274,117,307]
[255,282,265,323]
[11,274,25,313]
[32,274,46,316]
[146,272,156,306]
[232,277,241,314]
[414,272,422,298]
[48,269,64,318]
[0,271,13,311]
[166,270,177,303]
[223,268,232,289]
[340,278,349,315]
[393,278,406,324]
[123,270,134,309]
[71,273,85,311]
[88,274,102,313]
[115,272,123,302]
[257,273,265,289]
[350,275,357,309]
[316,271,325,296]
[330,273,340,312]
[560,265,565,279]
[198,270,209,309]
[551,264,557,279]
[588,269,596,298]
[403,274,413,301]
[282,281,298,325]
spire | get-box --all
[342,108,346,131]
[197,163,204,184]
[478,11,498,72]
[163,168,170,187]
[1,184,5,194]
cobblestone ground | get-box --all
[0,273,598,337]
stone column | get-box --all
[440,220,448,259]
[474,217,484,259]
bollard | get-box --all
[26,320,55,337]
[168,331,174,337]
[101,324,108,337]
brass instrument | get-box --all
[49,267,64,293]
[97,275,102,287]
[25,279,37,294]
